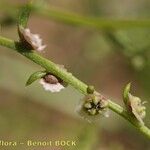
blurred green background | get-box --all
[0,0,150,149]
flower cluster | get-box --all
[77,93,109,122]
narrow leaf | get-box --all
[18,3,32,28]
[26,71,47,86]
[123,83,131,105]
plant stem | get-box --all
[1,2,150,29]
[0,35,150,139]
[0,36,88,94]
[35,6,150,29]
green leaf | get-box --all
[123,83,131,105]
[18,3,32,28]
[26,71,47,86]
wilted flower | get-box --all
[77,93,109,122]
[39,74,65,92]
[123,83,146,125]
[128,94,146,125]
[39,65,67,93]
[40,79,64,93]
[18,26,46,52]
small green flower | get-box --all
[77,93,109,122]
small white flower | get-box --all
[39,78,65,92]
[19,26,46,52]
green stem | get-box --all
[1,2,150,29]
[34,6,150,29]
[0,36,150,139]
[0,36,87,94]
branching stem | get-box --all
[0,36,150,139]
[0,1,150,140]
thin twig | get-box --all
[0,36,150,139]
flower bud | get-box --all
[87,85,95,94]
